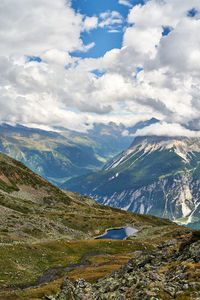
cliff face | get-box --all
[47,231,200,300]
[95,173,200,226]
[65,136,200,228]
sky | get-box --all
[0,0,200,136]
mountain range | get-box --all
[2,121,200,229]
[0,120,157,186]
[64,135,200,229]
[1,120,200,299]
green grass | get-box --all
[0,223,186,300]
[0,154,175,244]
[0,239,146,288]
[0,150,193,299]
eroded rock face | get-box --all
[65,136,200,227]
[48,232,200,300]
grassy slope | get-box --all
[0,223,190,300]
[0,152,191,299]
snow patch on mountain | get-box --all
[105,136,200,171]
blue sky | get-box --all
[71,0,145,58]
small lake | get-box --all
[96,226,138,240]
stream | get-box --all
[1,252,109,291]
[2,226,139,291]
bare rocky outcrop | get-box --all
[96,172,200,226]
[48,231,200,300]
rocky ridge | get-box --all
[47,231,200,300]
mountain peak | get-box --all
[129,135,200,163]
[105,135,198,171]
[65,135,200,228]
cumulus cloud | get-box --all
[0,0,89,56]
[134,122,200,137]
[1,0,200,136]
[83,16,98,32]
[41,49,73,66]
[99,11,123,31]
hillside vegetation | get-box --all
[0,151,192,299]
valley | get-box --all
[0,123,132,186]
[0,126,200,299]
[0,151,185,299]
[2,0,200,298]
[0,120,157,187]
[65,136,200,229]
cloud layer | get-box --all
[134,122,200,138]
[0,0,200,135]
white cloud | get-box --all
[83,16,98,32]
[155,18,200,72]
[123,26,162,58]
[41,49,73,66]
[134,122,200,137]
[0,0,89,57]
[108,29,121,33]
[99,11,123,29]
[119,0,132,8]
[1,0,200,136]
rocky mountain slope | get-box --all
[64,136,200,228]
[0,151,137,243]
[0,150,177,243]
[49,230,200,300]
[0,150,186,300]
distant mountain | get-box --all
[0,119,158,186]
[0,123,101,186]
[64,136,200,228]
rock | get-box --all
[45,296,55,300]
[191,230,200,241]
[175,290,184,297]
[50,237,200,300]
[183,283,189,290]
[189,282,199,290]
[55,277,75,300]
